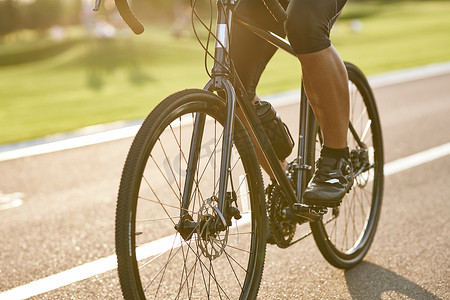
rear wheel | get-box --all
[310,62,384,269]
[115,89,267,299]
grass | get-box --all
[0,0,449,145]
[0,29,209,144]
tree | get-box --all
[28,0,63,32]
[0,0,19,38]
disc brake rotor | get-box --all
[197,197,229,260]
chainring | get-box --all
[266,183,296,248]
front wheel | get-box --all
[310,62,384,269]
[115,89,267,299]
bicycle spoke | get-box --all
[168,122,190,166]
[210,261,230,300]
[223,250,243,291]
[228,232,252,236]
[149,154,182,204]
[157,138,183,194]
[223,248,249,274]
[138,196,191,216]
[143,235,181,295]
[197,129,224,186]
[225,243,252,254]
[138,243,177,272]
[141,184,177,227]
[188,251,199,299]
[177,235,196,298]
[180,235,236,299]
[137,216,181,223]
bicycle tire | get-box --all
[115,89,267,299]
[309,62,384,269]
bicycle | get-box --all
[102,0,384,298]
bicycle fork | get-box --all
[176,1,238,238]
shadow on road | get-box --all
[345,262,441,300]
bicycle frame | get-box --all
[181,0,322,225]
[113,1,384,296]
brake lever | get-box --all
[93,0,101,11]
[92,0,144,34]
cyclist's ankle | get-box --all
[321,145,349,160]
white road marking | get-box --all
[0,125,140,162]
[368,61,450,88]
[1,62,449,162]
[263,61,450,107]
[0,255,118,300]
[0,192,24,211]
[0,143,449,299]
[0,234,181,300]
[0,214,252,300]
[384,142,450,176]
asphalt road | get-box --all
[0,71,449,299]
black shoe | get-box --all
[303,155,354,207]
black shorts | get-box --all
[230,0,347,101]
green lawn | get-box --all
[1,0,449,145]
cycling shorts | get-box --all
[230,0,347,101]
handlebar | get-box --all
[114,0,144,34]
[93,0,144,34]
[95,0,286,36]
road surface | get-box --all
[0,69,449,299]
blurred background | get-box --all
[0,0,449,146]
[1,1,449,298]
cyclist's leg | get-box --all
[285,0,349,149]
[285,0,353,206]
[231,0,289,178]
[231,0,287,103]
[298,47,349,149]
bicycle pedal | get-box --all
[293,203,328,215]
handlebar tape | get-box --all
[114,0,144,34]
[262,0,287,23]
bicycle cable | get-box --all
[189,0,249,101]
[190,0,230,78]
